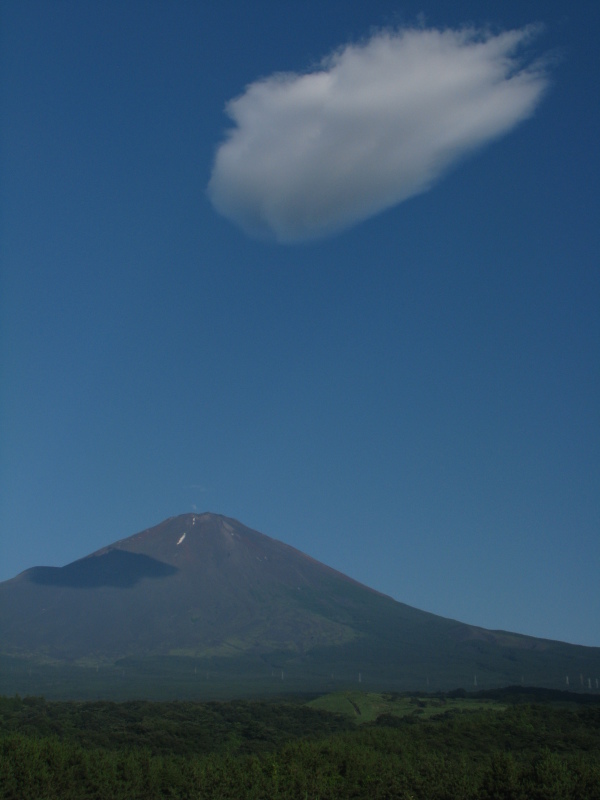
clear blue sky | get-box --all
[1,0,598,647]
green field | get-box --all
[308,689,504,721]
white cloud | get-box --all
[208,25,550,243]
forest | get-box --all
[1,688,599,799]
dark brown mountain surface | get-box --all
[1,513,599,699]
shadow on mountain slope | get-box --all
[25,549,179,589]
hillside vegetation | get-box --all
[1,688,599,799]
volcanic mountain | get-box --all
[1,513,599,699]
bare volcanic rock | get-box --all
[0,513,389,660]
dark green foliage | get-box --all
[0,695,352,757]
[1,694,599,799]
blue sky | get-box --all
[1,0,598,647]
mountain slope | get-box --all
[1,513,599,699]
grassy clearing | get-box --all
[308,690,505,722]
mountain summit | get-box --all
[1,513,599,699]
